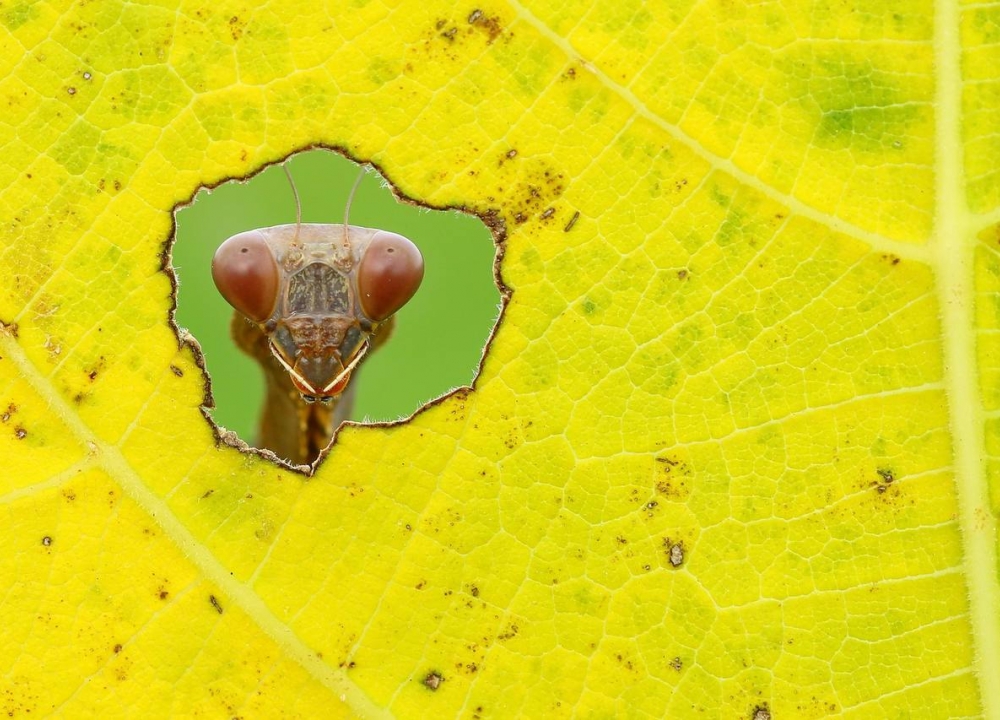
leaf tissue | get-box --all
[1,1,998,717]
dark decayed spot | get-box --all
[0,320,18,338]
[668,543,684,567]
[423,671,443,690]
[467,8,504,43]
[875,467,896,494]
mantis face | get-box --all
[211,223,423,402]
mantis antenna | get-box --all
[282,163,302,245]
[342,166,366,254]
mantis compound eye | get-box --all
[211,231,279,323]
[357,231,424,322]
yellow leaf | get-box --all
[1,1,997,717]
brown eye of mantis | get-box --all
[357,231,424,322]
[211,231,279,323]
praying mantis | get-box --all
[211,166,424,464]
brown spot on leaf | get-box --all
[209,595,223,614]
[497,624,519,641]
[669,544,684,566]
[877,468,895,483]
[468,9,503,42]
[169,364,183,377]
[874,467,897,495]
[752,705,771,720]
[0,320,18,338]
[14,426,27,439]
[423,671,443,690]
[664,538,685,567]
[42,536,52,546]
[615,653,635,671]
[564,211,580,232]
[228,15,245,41]
[655,455,691,499]
[1,403,15,422]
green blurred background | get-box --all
[171,150,500,441]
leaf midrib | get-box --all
[933,0,1000,714]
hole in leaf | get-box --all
[172,150,501,463]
